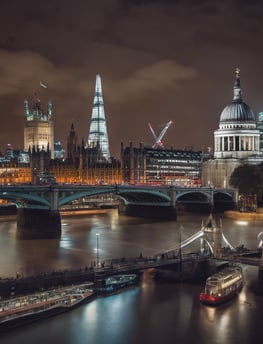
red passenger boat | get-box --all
[199,266,243,306]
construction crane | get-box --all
[148,120,173,149]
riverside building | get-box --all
[121,142,206,186]
[202,68,263,188]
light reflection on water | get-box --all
[1,212,263,343]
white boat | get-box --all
[199,265,243,306]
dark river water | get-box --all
[1,210,263,344]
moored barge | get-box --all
[0,284,95,332]
[94,273,141,295]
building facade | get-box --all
[257,112,263,152]
[24,95,54,159]
[49,122,122,185]
[202,69,263,188]
[121,142,205,186]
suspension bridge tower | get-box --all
[201,215,223,258]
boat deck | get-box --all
[0,284,93,323]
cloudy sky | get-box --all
[0,0,262,158]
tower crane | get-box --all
[148,120,173,149]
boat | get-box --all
[0,284,95,332]
[94,273,141,295]
[199,265,243,306]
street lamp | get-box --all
[96,232,100,267]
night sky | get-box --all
[0,0,262,159]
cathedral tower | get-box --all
[87,74,110,161]
[24,94,54,159]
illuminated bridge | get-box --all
[0,184,236,237]
[0,184,236,211]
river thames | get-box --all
[1,210,263,343]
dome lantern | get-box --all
[219,68,255,123]
[233,67,242,102]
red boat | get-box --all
[199,266,243,306]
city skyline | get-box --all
[0,1,263,159]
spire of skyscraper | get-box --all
[87,74,110,161]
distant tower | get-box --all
[87,74,110,161]
[24,94,54,159]
[67,123,78,162]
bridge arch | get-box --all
[176,191,210,203]
[57,190,116,207]
[0,192,50,208]
[57,188,171,208]
[213,190,233,202]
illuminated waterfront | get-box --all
[1,210,263,343]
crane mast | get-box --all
[149,120,173,149]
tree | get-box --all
[230,164,263,209]
[230,164,263,195]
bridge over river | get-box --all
[0,184,236,237]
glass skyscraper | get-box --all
[87,74,110,162]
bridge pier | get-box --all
[17,208,61,239]
[119,204,177,220]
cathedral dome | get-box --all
[220,102,255,123]
[219,68,255,123]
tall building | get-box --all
[87,74,110,162]
[24,95,54,159]
[202,69,263,188]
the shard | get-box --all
[87,74,110,161]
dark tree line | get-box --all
[230,163,263,208]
